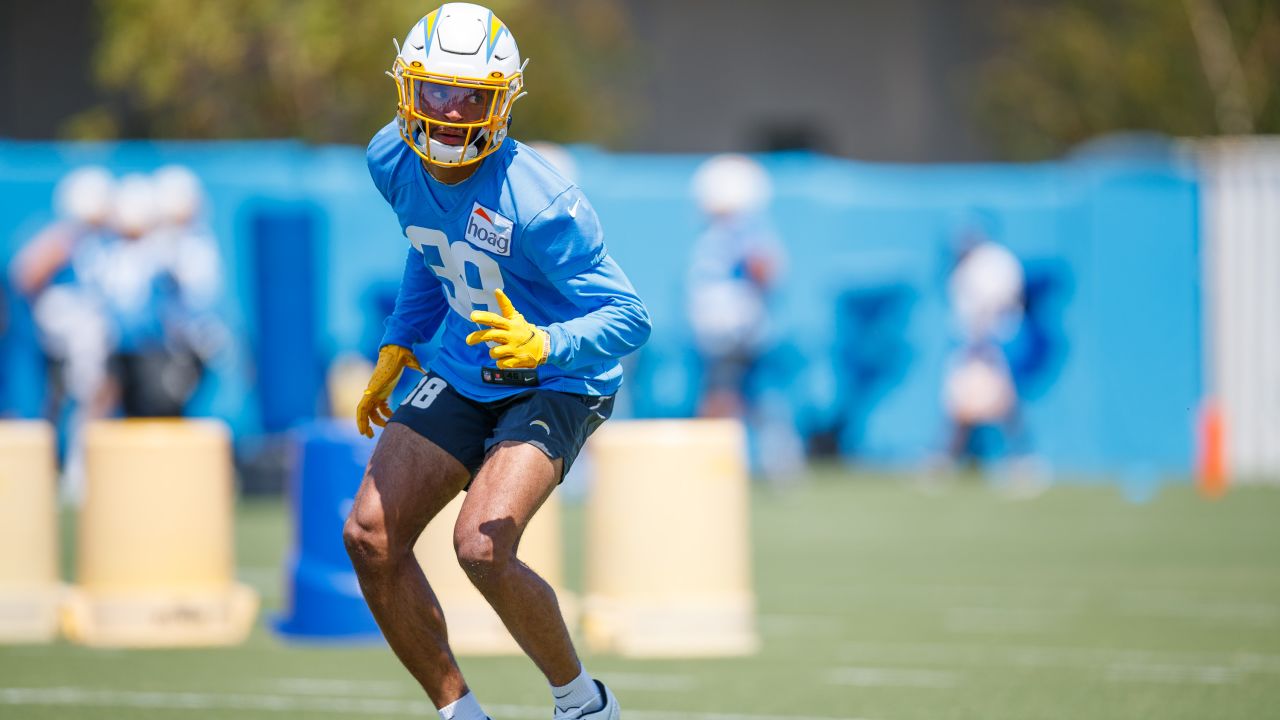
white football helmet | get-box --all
[55,166,115,227]
[691,154,772,217]
[153,165,205,226]
[390,3,527,167]
[110,173,158,239]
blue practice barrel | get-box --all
[273,420,381,641]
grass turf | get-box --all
[2,469,1278,719]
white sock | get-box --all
[439,691,487,720]
[552,666,603,716]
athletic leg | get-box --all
[452,440,581,683]
[343,422,473,707]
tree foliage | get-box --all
[69,0,635,145]
[973,0,1280,159]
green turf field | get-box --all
[2,470,1278,720]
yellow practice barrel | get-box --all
[0,420,63,643]
[63,419,258,647]
[327,353,374,420]
[584,419,758,657]
[414,490,571,654]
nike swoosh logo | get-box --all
[568,198,581,218]
[530,420,551,434]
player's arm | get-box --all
[382,246,449,349]
[471,188,650,371]
[10,223,74,297]
[356,247,449,437]
[541,254,650,369]
[466,257,650,371]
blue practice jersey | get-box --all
[367,121,651,401]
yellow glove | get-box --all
[356,344,423,438]
[466,289,550,369]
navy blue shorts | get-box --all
[388,370,614,483]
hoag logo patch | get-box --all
[465,203,514,256]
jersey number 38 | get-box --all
[407,225,504,318]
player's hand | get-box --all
[356,344,423,438]
[466,289,549,370]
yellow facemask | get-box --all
[391,56,525,168]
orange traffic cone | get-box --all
[1197,399,1228,499]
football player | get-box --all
[345,4,650,720]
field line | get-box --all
[1104,664,1241,685]
[269,677,410,697]
[839,641,1280,672]
[826,667,958,688]
[0,687,878,720]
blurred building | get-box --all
[622,0,1006,160]
[0,1,107,139]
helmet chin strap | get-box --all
[430,139,480,164]
[416,120,484,165]
[419,130,481,165]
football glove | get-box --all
[466,289,550,369]
[356,344,423,438]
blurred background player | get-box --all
[687,153,802,480]
[345,5,648,720]
[150,164,228,382]
[9,166,117,500]
[941,211,1030,474]
[89,168,225,418]
[9,167,116,425]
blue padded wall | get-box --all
[0,140,1200,476]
